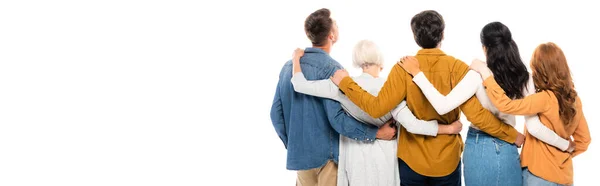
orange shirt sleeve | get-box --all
[482,76,552,115]
[572,97,591,157]
[454,61,519,143]
[338,64,407,118]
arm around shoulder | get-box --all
[337,64,408,118]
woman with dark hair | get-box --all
[398,22,573,186]
[472,42,591,185]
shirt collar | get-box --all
[359,73,375,79]
[304,47,328,54]
[416,48,446,56]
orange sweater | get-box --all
[483,77,591,184]
[338,48,518,176]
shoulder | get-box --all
[538,90,558,102]
[278,60,293,78]
[446,56,468,69]
[304,53,340,69]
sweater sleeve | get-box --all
[412,70,481,115]
[522,78,570,151]
[483,76,552,115]
[291,72,342,100]
[391,101,438,136]
[338,64,407,118]
[291,72,391,127]
[572,97,591,157]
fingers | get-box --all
[398,56,407,64]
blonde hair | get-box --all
[352,40,384,69]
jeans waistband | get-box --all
[467,127,492,137]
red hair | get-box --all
[530,42,577,126]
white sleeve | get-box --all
[391,101,438,136]
[292,72,390,127]
[291,72,342,100]
[412,70,482,115]
[522,79,570,151]
[525,115,569,151]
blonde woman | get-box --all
[290,40,462,186]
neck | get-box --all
[313,44,332,53]
[362,66,380,78]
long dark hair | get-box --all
[531,42,578,126]
[481,22,529,99]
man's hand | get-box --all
[398,56,421,76]
[376,120,397,140]
[331,69,349,86]
[439,120,463,135]
[567,139,576,153]
[515,133,526,148]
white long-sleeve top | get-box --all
[411,70,570,151]
[291,72,439,186]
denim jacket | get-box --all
[270,48,378,170]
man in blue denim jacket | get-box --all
[270,8,395,186]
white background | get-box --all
[0,0,598,185]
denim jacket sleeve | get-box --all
[323,99,377,142]
[270,82,287,148]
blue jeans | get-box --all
[523,168,571,186]
[398,158,461,186]
[463,127,522,186]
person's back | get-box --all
[398,50,465,176]
[520,94,585,184]
[341,73,399,186]
[273,48,342,170]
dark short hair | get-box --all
[304,8,333,46]
[410,10,445,48]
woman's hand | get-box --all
[331,69,349,86]
[292,48,304,74]
[292,48,304,60]
[469,59,487,73]
[470,59,493,79]
[398,56,421,76]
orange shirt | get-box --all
[483,77,591,184]
[338,48,518,176]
